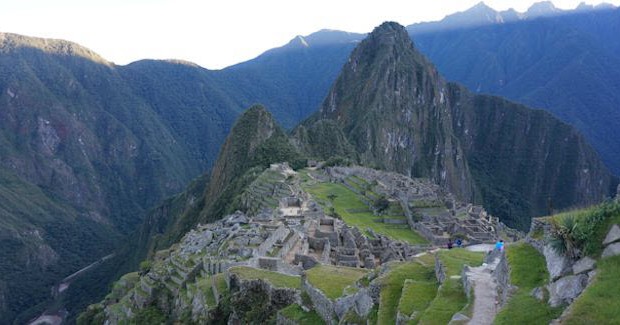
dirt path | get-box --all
[466,256,501,325]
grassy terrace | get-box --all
[213,273,228,296]
[303,181,427,244]
[279,304,324,325]
[564,255,620,324]
[228,266,301,289]
[305,265,368,300]
[417,249,483,324]
[494,243,562,324]
[398,280,438,322]
[378,261,436,324]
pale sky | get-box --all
[0,0,617,69]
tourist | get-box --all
[447,239,453,249]
[455,238,462,248]
[495,239,504,251]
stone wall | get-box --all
[302,275,336,324]
[333,288,374,320]
[322,240,332,264]
[434,254,446,284]
[258,225,290,256]
[494,252,511,307]
[228,274,302,322]
[279,232,301,259]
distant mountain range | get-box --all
[1,1,619,322]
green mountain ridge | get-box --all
[3,7,620,322]
[297,22,615,230]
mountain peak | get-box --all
[526,1,561,18]
[368,21,412,46]
[0,32,110,65]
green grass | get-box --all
[305,265,368,299]
[417,279,468,325]
[229,266,301,289]
[414,250,483,324]
[437,249,484,276]
[563,255,620,324]
[494,243,562,324]
[213,273,228,296]
[304,182,427,244]
[398,280,438,322]
[279,304,325,324]
[378,261,436,324]
[196,276,217,307]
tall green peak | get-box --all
[299,21,615,229]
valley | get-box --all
[1,2,620,324]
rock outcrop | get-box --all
[602,224,620,258]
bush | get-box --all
[549,201,620,259]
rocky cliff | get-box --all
[297,22,616,229]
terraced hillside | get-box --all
[80,163,516,324]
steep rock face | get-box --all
[312,22,475,200]
[298,22,615,229]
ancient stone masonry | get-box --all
[325,166,506,245]
[99,164,515,324]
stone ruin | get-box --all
[133,164,509,309]
[324,166,501,245]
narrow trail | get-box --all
[466,255,501,325]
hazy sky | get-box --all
[0,0,617,69]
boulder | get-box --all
[334,288,374,320]
[225,212,249,226]
[603,224,620,246]
[548,274,588,307]
[572,257,596,275]
[602,242,620,258]
[543,245,571,281]
[530,287,544,301]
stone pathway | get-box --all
[465,244,495,252]
[466,256,501,325]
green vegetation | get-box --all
[131,305,167,324]
[548,201,620,258]
[305,265,368,299]
[214,273,229,296]
[304,182,426,244]
[279,304,325,324]
[437,249,484,277]
[377,261,436,324]
[415,250,483,324]
[229,266,301,289]
[398,280,437,321]
[564,255,620,324]
[494,243,562,324]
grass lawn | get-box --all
[415,250,483,324]
[279,304,325,325]
[305,265,368,300]
[398,280,438,323]
[304,182,427,244]
[229,266,301,289]
[378,261,436,324]
[417,279,467,325]
[563,255,620,324]
[494,243,562,324]
[437,249,484,276]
